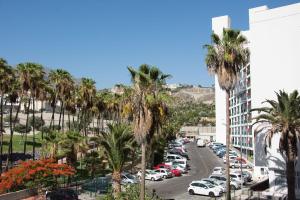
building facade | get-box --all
[213,2,300,196]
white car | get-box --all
[137,170,162,181]
[223,155,237,164]
[211,167,225,175]
[188,181,222,197]
[201,178,227,192]
[232,160,250,169]
[165,154,187,163]
[153,169,173,179]
[209,175,241,190]
[197,139,205,147]
[230,173,245,185]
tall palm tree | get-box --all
[78,78,96,135]
[6,67,20,168]
[99,123,134,198]
[49,69,74,132]
[29,64,45,160]
[204,28,249,200]
[0,58,10,173]
[127,65,170,200]
[252,90,300,200]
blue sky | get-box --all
[1,0,298,89]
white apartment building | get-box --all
[213,2,300,196]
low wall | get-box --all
[0,189,37,200]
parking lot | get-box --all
[146,141,226,199]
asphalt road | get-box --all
[146,142,225,200]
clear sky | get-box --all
[1,0,299,89]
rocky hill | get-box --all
[171,86,215,104]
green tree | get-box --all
[204,28,249,200]
[128,65,170,200]
[59,130,88,167]
[0,58,10,173]
[99,123,134,199]
[252,90,300,200]
[49,69,74,132]
[78,78,96,135]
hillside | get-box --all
[170,86,215,104]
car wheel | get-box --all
[231,185,236,190]
[189,189,195,195]
[163,175,167,179]
[209,192,215,197]
[151,177,155,181]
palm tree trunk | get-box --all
[50,96,57,130]
[62,102,65,132]
[0,93,4,173]
[225,91,231,200]
[58,101,63,128]
[287,134,296,200]
[8,100,14,168]
[40,100,44,139]
[68,111,71,131]
[140,142,146,200]
[112,171,122,199]
[32,95,36,160]
[23,98,31,155]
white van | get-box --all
[197,139,205,147]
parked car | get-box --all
[121,173,139,184]
[46,189,78,200]
[188,181,222,197]
[168,148,189,160]
[171,168,182,177]
[137,170,163,181]
[209,175,240,190]
[230,172,245,185]
[165,154,187,162]
[153,163,171,170]
[211,167,225,175]
[153,169,173,179]
[172,164,187,174]
[223,155,237,164]
[201,178,227,192]
[232,160,250,169]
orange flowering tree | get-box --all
[0,159,75,194]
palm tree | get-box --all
[17,63,43,156]
[78,78,96,135]
[28,63,45,160]
[252,90,300,200]
[0,58,10,173]
[204,28,249,200]
[59,130,88,167]
[6,68,20,168]
[49,69,74,132]
[127,65,170,200]
[99,123,134,198]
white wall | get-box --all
[250,3,300,112]
[212,16,231,144]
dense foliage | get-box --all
[0,159,75,194]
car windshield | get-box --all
[207,184,214,188]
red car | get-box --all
[153,164,181,177]
[171,168,182,177]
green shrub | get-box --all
[4,115,20,123]
[14,124,31,133]
[29,116,45,129]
